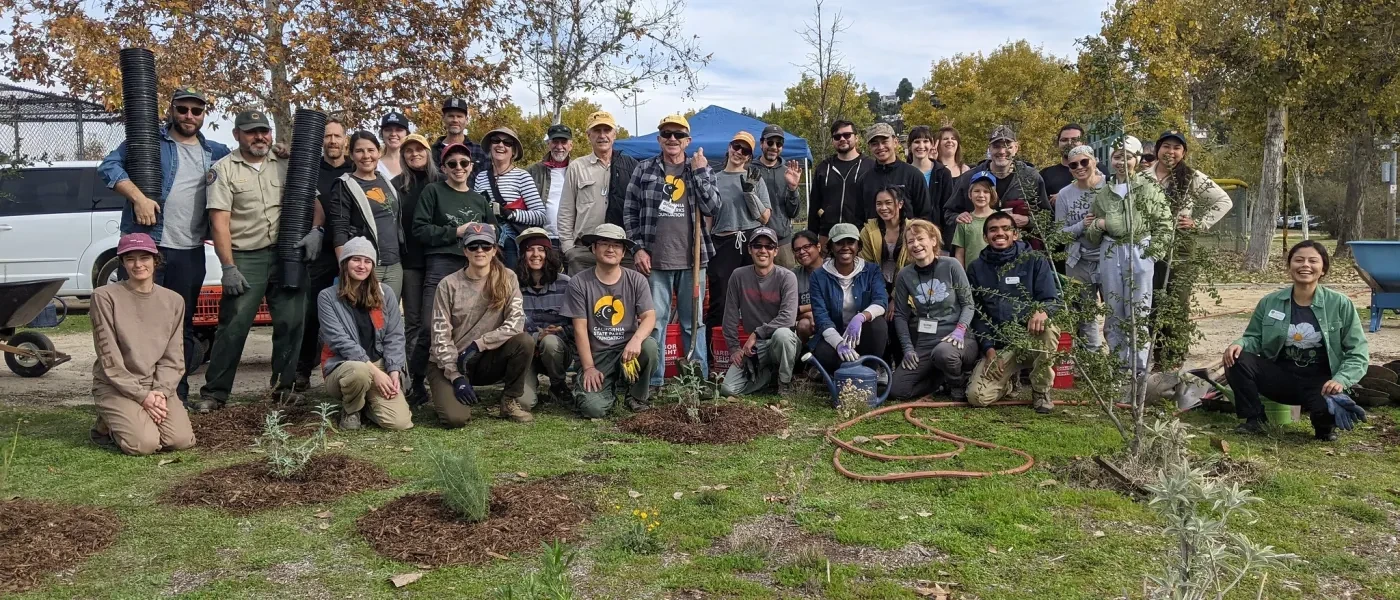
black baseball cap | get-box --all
[761,124,785,141]
[547,124,573,141]
[442,98,469,114]
[1157,129,1189,149]
[380,111,411,130]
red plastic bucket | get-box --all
[709,325,747,376]
[1052,331,1074,389]
[663,323,681,377]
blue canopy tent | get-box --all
[614,105,812,162]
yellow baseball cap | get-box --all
[586,111,618,131]
[730,131,756,152]
[658,114,690,131]
[402,133,431,152]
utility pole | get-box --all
[620,89,648,134]
[1389,135,1398,240]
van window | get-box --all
[0,168,89,217]
[91,170,125,211]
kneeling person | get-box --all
[428,223,537,426]
[564,224,659,417]
[317,237,413,431]
[90,234,196,455]
[721,227,800,395]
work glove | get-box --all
[451,376,479,405]
[900,350,920,371]
[221,264,250,296]
[455,342,480,376]
[942,324,967,349]
[295,227,323,262]
[1324,394,1366,431]
[837,342,860,363]
[842,313,866,347]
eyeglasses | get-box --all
[832,132,855,141]
[750,243,777,251]
[730,142,752,156]
[1058,136,1081,144]
[659,130,690,140]
[793,243,816,254]
[465,242,494,252]
[764,138,784,147]
[174,105,205,116]
[1069,158,1092,169]
[444,160,471,170]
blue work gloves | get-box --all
[837,342,860,363]
[900,350,920,371]
[451,377,478,405]
[1324,394,1366,431]
[456,342,480,376]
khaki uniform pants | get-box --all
[93,382,196,456]
[325,360,413,430]
[967,326,1060,407]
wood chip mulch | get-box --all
[190,402,330,452]
[0,499,120,593]
[160,454,397,515]
[357,479,593,567]
[619,403,787,444]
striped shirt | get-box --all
[474,167,545,229]
[520,273,572,334]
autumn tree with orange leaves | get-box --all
[2,0,522,139]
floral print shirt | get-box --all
[1278,299,1331,379]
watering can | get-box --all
[803,353,891,409]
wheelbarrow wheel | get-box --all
[5,331,56,377]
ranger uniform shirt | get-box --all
[206,151,288,251]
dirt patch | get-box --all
[1051,453,1263,496]
[161,454,396,515]
[357,477,595,567]
[190,402,330,453]
[618,403,786,444]
[1371,413,1400,448]
[0,498,120,594]
[713,514,943,571]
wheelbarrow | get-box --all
[1346,241,1400,333]
[0,277,73,377]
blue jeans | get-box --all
[648,268,707,386]
[499,224,520,270]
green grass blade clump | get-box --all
[431,447,491,522]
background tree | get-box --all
[903,41,1077,166]
[793,0,853,149]
[895,77,914,107]
[517,0,711,125]
[761,72,874,158]
[3,0,520,140]
[865,90,881,118]
[468,98,630,166]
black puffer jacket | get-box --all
[942,160,1048,250]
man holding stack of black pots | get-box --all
[196,110,308,413]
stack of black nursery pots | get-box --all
[119,48,162,204]
[275,109,328,290]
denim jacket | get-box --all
[98,125,231,243]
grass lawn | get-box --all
[2,389,1398,599]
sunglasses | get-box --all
[764,138,784,147]
[465,242,494,252]
[750,243,777,251]
[444,160,472,170]
[1142,154,1157,162]
[1069,158,1092,169]
[487,137,512,146]
[659,130,690,140]
[730,142,752,156]
[832,132,855,141]
[174,105,206,116]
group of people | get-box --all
[84,89,1371,456]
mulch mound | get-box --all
[190,402,328,452]
[357,479,594,566]
[161,454,396,515]
[0,499,120,594]
[619,403,787,444]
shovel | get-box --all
[675,185,705,380]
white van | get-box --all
[0,161,222,296]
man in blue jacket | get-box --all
[98,87,230,404]
[964,211,1062,413]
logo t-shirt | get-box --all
[563,267,656,352]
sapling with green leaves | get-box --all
[660,360,719,424]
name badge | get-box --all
[918,319,938,334]
[1268,310,1286,321]
[1005,276,1021,285]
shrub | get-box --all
[255,404,336,478]
[430,448,491,522]
[494,541,577,600]
[659,361,718,424]
[610,507,662,554]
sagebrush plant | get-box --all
[609,506,662,554]
[494,541,577,600]
[430,447,491,522]
[254,403,336,478]
[660,360,718,424]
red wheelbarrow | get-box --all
[0,278,73,377]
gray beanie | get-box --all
[339,236,377,264]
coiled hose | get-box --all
[274,109,327,289]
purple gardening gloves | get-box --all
[843,313,866,347]
[901,350,920,370]
[942,324,967,349]
[837,342,860,363]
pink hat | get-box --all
[116,233,158,256]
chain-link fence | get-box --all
[0,83,125,164]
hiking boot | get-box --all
[1032,392,1053,414]
[626,397,653,412]
[293,373,311,392]
[950,384,968,403]
[189,398,223,414]
[500,397,534,423]
[339,412,361,431]
[777,381,793,397]
[90,417,115,449]
[1234,418,1266,435]
[547,378,571,406]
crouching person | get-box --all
[889,220,978,401]
[564,224,659,417]
[90,234,196,455]
[317,237,412,431]
[516,227,574,406]
[965,212,1062,413]
[427,223,537,426]
[721,227,800,396]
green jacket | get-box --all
[1085,173,1174,258]
[1233,286,1370,388]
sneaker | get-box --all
[1032,392,1053,414]
[499,398,534,423]
[1233,418,1266,435]
[626,397,653,412]
[293,374,311,392]
[406,381,429,408]
[777,381,793,397]
[189,398,223,414]
[1315,429,1338,442]
[951,385,968,403]
[339,412,361,431]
